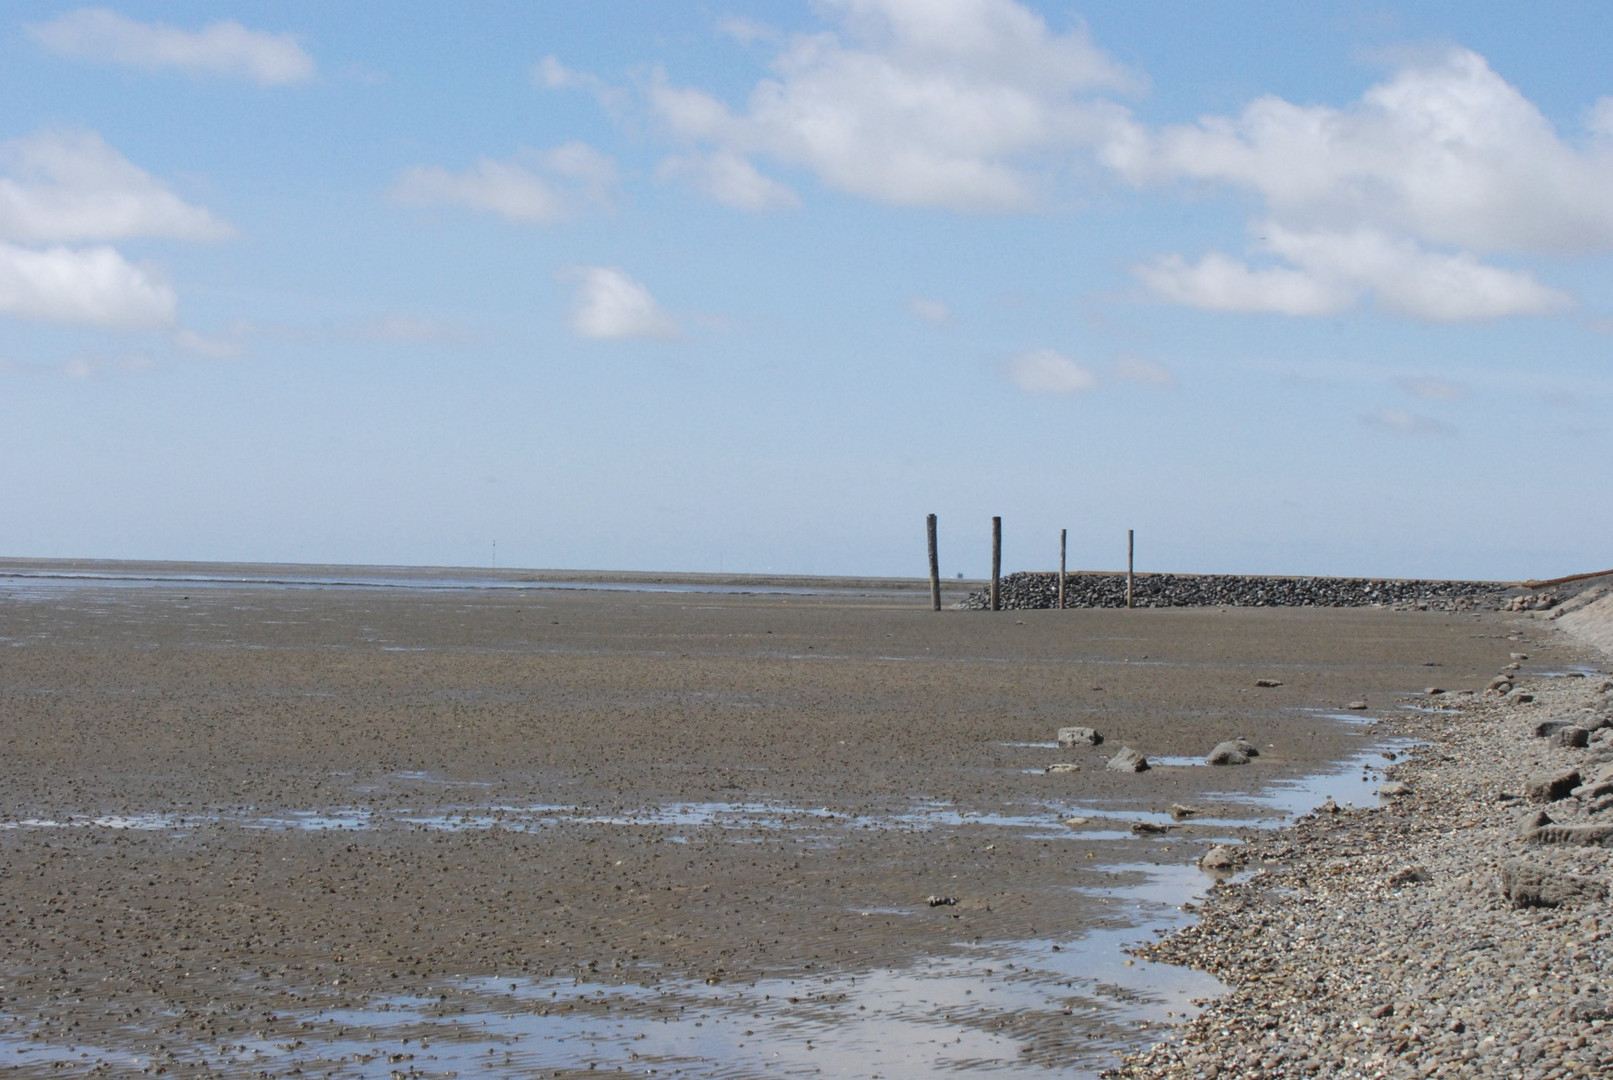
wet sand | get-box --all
[0,569,1524,1077]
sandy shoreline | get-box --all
[1110,591,1613,1079]
[0,570,1542,1077]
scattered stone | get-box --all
[1056,726,1102,747]
[1062,817,1091,828]
[959,572,1506,611]
[1254,678,1283,688]
[1106,746,1150,773]
[1168,803,1203,821]
[925,895,958,907]
[1345,700,1368,710]
[1511,652,1529,660]
[1318,797,1340,814]
[1533,719,1575,738]
[1369,1003,1394,1019]
[1198,845,1239,876]
[1387,865,1431,886]
[1206,741,1251,766]
[1526,769,1582,802]
[1529,770,1580,802]
[1424,687,1445,696]
[1378,781,1411,798]
[1131,821,1170,835]
[1044,763,1079,774]
[1519,808,1554,832]
[1548,726,1590,749]
[1510,691,1535,704]
[1499,859,1609,908]
[1598,680,1612,694]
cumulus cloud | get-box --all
[0,130,231,244]
[561,266,680,340]
[29,7,314,85]
[1005,348,1096,394]
[907,297,950,324]
[657,150,799,210]
[0,242,176,328]
[647,0,1140,210]
[390,144,616,224]
[1359,408,1453,436]
[1119,49,1602,321]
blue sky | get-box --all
[2,2,1610,581]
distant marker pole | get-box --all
[991,516,1002,612]
[1059,528,1067,610]
[927,514,941,612]
[1126,529,1135,609]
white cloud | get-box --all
[1116,48,1604,321]
[657,151,799,210]
[648,0,1140,210]
[29,7,314,85]
[390,145,616,224]
[1005,348,1096,394]
[0,130,231,244]
[1360,408,1453,437]
[1400,377,1468,401]
[1112,355,1175,387]
[0,241,176,328]
[561,266,680,340]
[907,297,950,324]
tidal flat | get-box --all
[0,565,1539,1077]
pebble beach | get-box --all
[1111,581,1613,1080]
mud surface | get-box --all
[0,569,1519,1076]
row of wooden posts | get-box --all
[926,514,1135,612]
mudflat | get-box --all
[0,572,1540,1077]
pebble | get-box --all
[1107,663,1613,1080]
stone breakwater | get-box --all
[960,572,1507,611]
[1106,660,1613,1079]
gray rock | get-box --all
[1131,821,1170,835]
[1199,844,1239,875]
[1387,865,1432,885]
[1168,803,1204,820]
[1525,823,1613,847]
[1107,746,1150,773]
[1254,678,1283,688]
[1378,781,1412,798]
[1499,859,1609,908]
[1044,762,1079,774]
[1056,726,1102,747]
[1207,742,1249,766]
[1548,726,1590,749]
[1425,687,1446,695]
[1533,719,1576,739]
[1519,808,1554,832]
[1526,769,1582,802]
[1345,700,1369,710]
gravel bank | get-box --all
[1108,627,1613,1079]
[962,572,1508,611]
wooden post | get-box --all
[991,516,1002,612]
[1126,528,1135,609]
[926,514,941,612]
[1059,528,1067,610]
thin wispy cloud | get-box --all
[1399,376,1469,401]
[1360,408,1453,436]
[907,297,951,325]
[390,145,616,224]
[29,8,315,85]
[1005,348,1096,394]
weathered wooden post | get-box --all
[1059,528,1067,610]
[990,516,1002,612]
[1126,529,1135,609]
[926,514,941,612]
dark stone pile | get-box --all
[959,571,1508,611]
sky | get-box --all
[2,1,1611,582]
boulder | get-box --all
[1499,859,1609,908]
[1107,746,1150,773]
[1207,738,1259,766]
[1056,726,1103,748]
[1526,769,1582,802]
[1198,844,1239,879]
[1533,719,1576,739]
